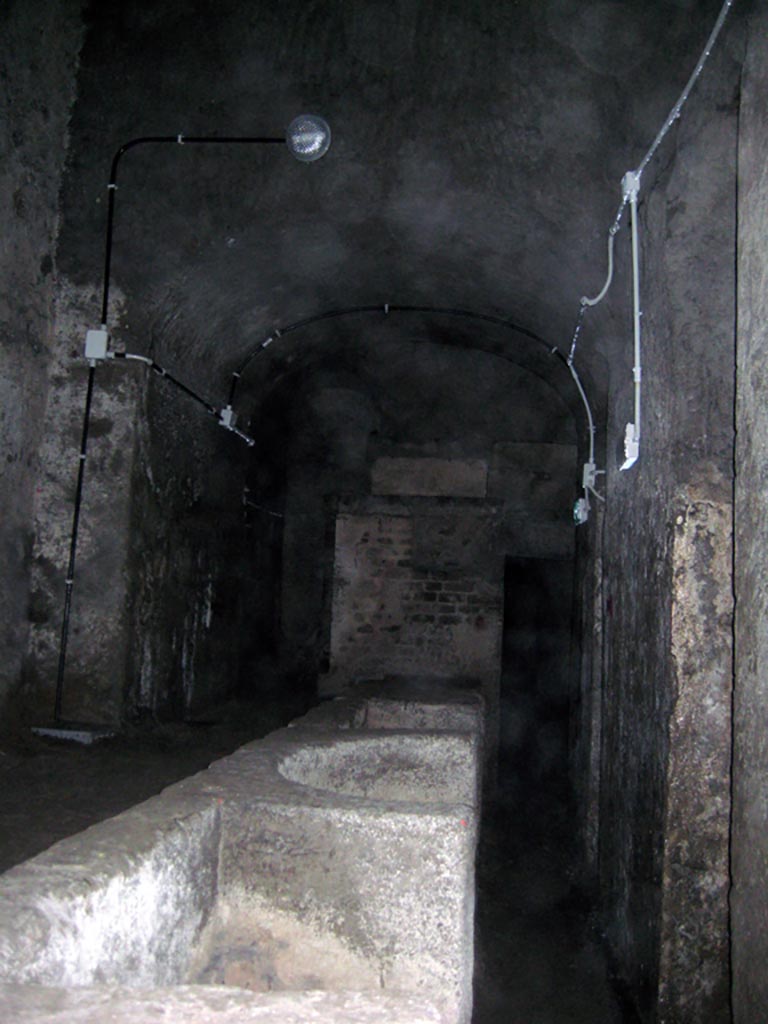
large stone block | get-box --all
[0,694,480,1024]
[0,792,221,987]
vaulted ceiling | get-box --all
[58,0,732,432]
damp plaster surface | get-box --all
[25,281,139,725]
[733,5,768,1019]
[0,0,85,722]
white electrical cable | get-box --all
[569,0,736,358]
[620,180,642,471]
[636,0,736,180]
[630,189,641,439]
[568,361,605,510]
[582,233,615,308]
[566,0,736,486]
[569,363,596,468]
[118,352,153,366]
[224,422,256,447]
[579,199,627,312]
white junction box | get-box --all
[84,329,109,360]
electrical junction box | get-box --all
[84,329,109,360]
[219,405,238,429]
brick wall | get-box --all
[327,500,503,727]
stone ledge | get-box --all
[0,985,445,1023]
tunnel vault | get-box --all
[2,0,757,1020]
[25,309,585,722]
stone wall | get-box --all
[597,30,739,1023]
[25,321,141,725]
[733,4,768,1019]
[124,373,270,720]
[0,0,84,723]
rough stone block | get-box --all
[0,696,480,1023]
[0,792,220,987]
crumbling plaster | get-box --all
[733,2,768,1018]
[0,0,85,720]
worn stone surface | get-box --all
[658,498,732,1022]
[0,792,220,986]
[203,717,479,1022]
[0,696,479,1023]
[0,985,445,1024]
[364,693,482,734]
[733,4,768,1020]
[277,731,477,803]
[217,801,476,1023]
[295,688,485,739]
[0,0,84,723]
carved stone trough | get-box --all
[0,691,483,1023]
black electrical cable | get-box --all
[54,362,96,722]
[56,130,595,728]
[111,353,220,418]
[227,304,569,408]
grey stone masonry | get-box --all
[0,690,483,1024]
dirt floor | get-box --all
[0,701,625,1021]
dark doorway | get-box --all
[499,556,575,789]
[472,555,622,1023]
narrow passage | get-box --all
[472,774,624,1023]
